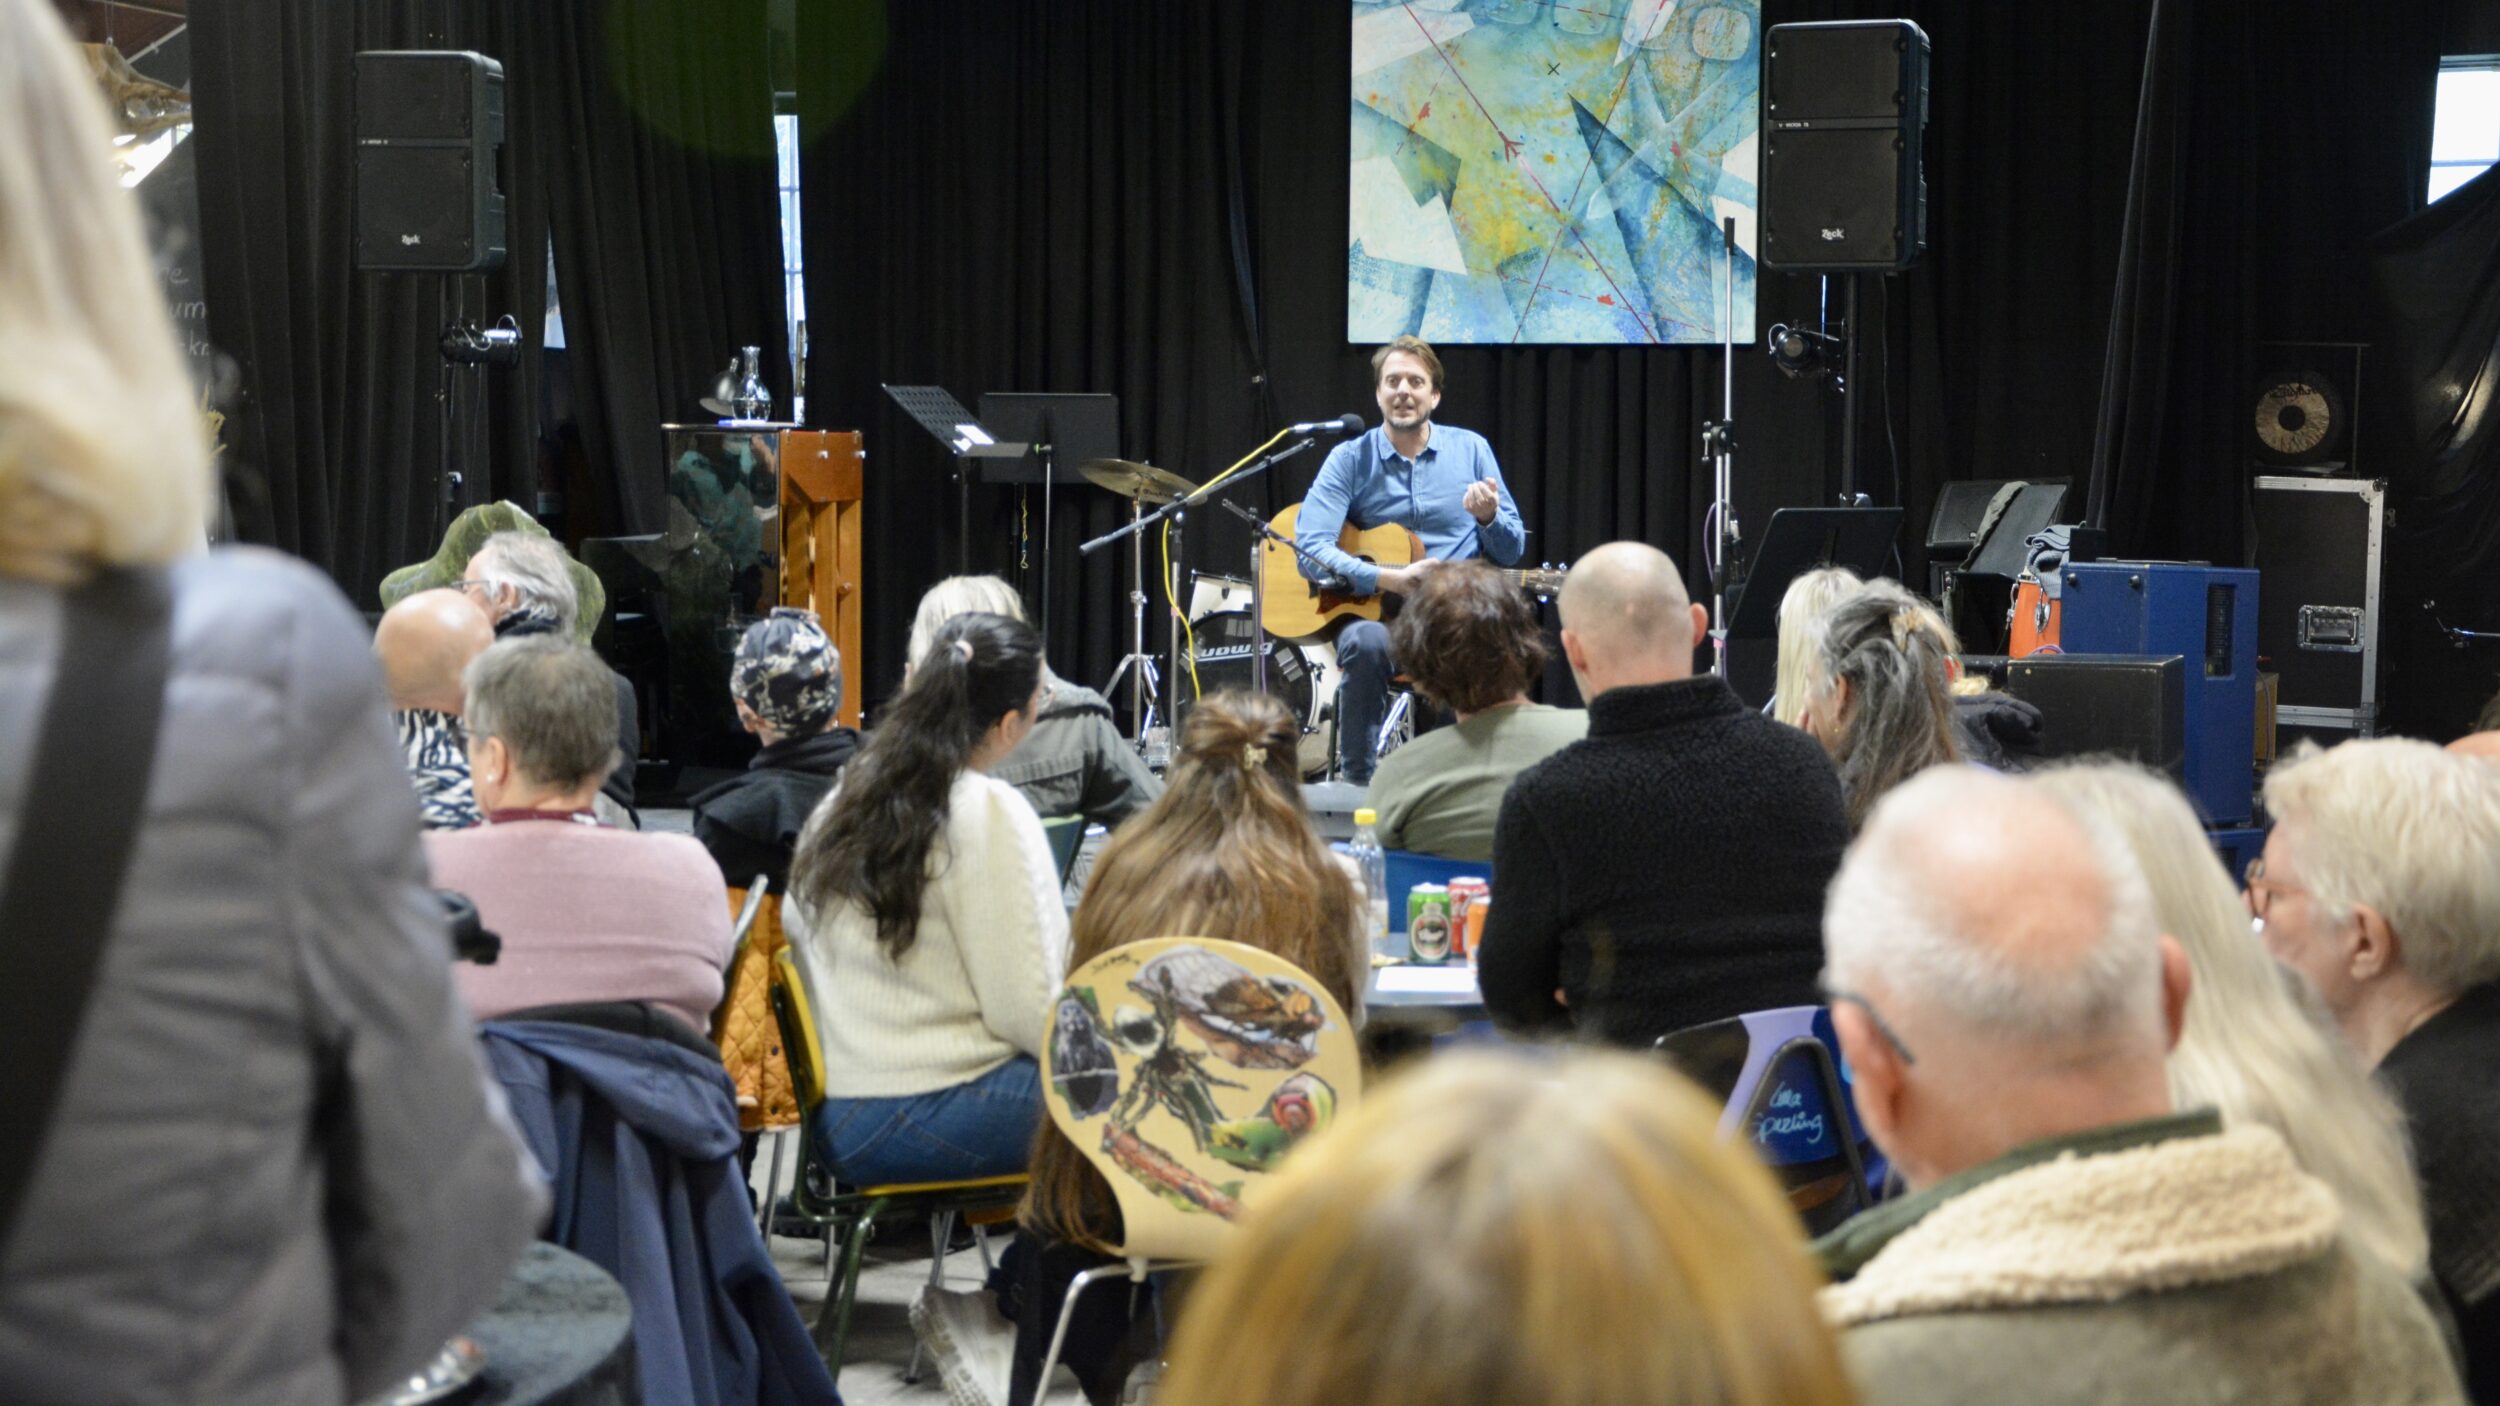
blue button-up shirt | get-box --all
[1295,425,1526,596]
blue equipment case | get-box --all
[2057,563,2259,826]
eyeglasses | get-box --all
[452,578,494,596]
[1826,987,1917,1066]
[2243,856,2308,924]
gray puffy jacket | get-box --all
[0,549,545,1406]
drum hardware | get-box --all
[1077,457,1197,506]
[1083,459,1201,750]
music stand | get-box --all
[882,384,1031,574]
[1725,506,1904,641]
[979,392,1120,639]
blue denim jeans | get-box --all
[812,1055,1042,1186]
[1336,619,1395,783]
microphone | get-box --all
[1290,413,1366,436]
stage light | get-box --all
[1768,322,1841,381]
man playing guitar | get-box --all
[1295,335,1528,783]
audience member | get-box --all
[1476,541,1848,1046]
[1816,767,2462,1406]
[2257,739,2500,1398]
[0,1,540,1396]
[1364,559,1584,861]
[426,637,733,1035]
[2447,729,2500,765]
[2038,762,2428,1281]
[375,585,496,828]
[692,607,860,891]
[947,691,1374,1406]
[1773,565,1860,727]
[1797,579,1964,828]
[1158,1048,1855,1406]
[906,575,1160,826]
[463,529,640,819]
[786,612,1066,1185]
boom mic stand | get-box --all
[1215,499,1354,693]
[1080,430,1326,723]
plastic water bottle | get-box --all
[1349,807,1389,948]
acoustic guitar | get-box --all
[1257,503,1567,639]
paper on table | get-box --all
[1375,965,1479,995]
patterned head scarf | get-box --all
[731,607,843,735]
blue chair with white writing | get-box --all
[1655,1006,1875,1235]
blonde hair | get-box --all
[1773,566,1860,726]
[904,573,1026,675]
[1159,1049,1857,1406]
[2263,738,2500,994]
[0,0,211,582]
[2035,762,2429,1279]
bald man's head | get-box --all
[2449,731,2500,766]
[1556,542,1707,696]
[376,588,496,714]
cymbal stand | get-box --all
[1101,493,1163,747]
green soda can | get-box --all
[1408,883,1453,963]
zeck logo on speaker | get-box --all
[1820,228,1845,241]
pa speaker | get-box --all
[355,50,504,272]
[1760,20,1928,273]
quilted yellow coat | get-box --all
[714,888,800,1131]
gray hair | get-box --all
[2264,738,2500,994]
[1825,767,2165,1048]
[2036,761,2429,1278]
[471,531,580,632]
[1811,579,1963,829]
[905,574,1028,674]
[462,637,620,791]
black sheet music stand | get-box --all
[882,384,1031,574]
[979,393,1121,638]
[1725,506,1904,640]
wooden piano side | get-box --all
[778,430,866,729]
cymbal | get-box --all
[1080,458,1197,504]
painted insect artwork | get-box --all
[1048,943,1347,1223]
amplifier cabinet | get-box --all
[2251,476,2385,736]
[2057,563,2258,826]
[2002,654,2188,790]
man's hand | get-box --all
[1377,557,1447,597]
[1463,479,1500,524]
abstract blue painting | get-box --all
[1349,0,1760,345]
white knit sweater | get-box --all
[787,770,1070,1098]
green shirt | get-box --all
[1366,703,1588,862]
[1814,1108,2226,1281]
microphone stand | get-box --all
[1705,214,1742,679]
[1081,432,1326,717]
[1216,498,1353,693]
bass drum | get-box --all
[1183,610,1341,778]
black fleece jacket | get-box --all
[1476,674,1850,1048]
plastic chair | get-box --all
[767,948,1029,1377]
[1656,1006,1878,1235]
[1040,815,1086,882]
[1032,937,1362,1398]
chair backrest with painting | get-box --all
[1043,937,1361,1264]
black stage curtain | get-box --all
[2089,0,2440,563]
[518,0,789,540]
[2369,164,2500,736]
[193,0,785,603]
[193,0,544,605]
[802,2,2442,711]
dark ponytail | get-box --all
[792,612,1043,957]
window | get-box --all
[775,111,805,422]
[2431,57,2500,203]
